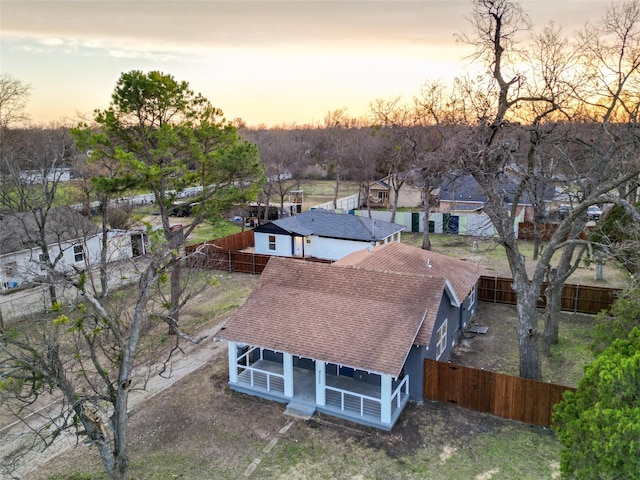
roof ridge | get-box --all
[331,262,445,282]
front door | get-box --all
[293,236,303,256]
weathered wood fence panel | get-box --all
[517,222,591,241]
[185,245,330,274]
[423,359,575,427]
[477,276,620,314]
[517,222,559,241]
[193,229,255,251]
[186,247,270,274]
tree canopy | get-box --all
[553,327,640,479]
[1,71,263,480]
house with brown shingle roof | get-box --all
[335,241,480,339]
[214,242,479,430]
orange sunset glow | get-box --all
[1,1,612,127]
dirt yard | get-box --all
[4,229,612,479]
[450,302,595,387]
[22,279,578,479]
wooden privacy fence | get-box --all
[185,243,330,274]
[186,232,621,314]
[423,359,575,427]
[517,222,591,241]
[195,229,255,251]
[477,275,620,314]
[187,248,272,274]
[517,222,560,241]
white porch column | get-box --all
[227,341,238,384]
[283,353,294,398]
[315,361,326,406]
[380,374,392,424]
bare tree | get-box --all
[446,0,640,379]
[538,0,640,350]
[370,98,422,223]
[413,81,457,250]
[0,225,182,480]
[1,71,263,480]
[253,128,307,218]
[0,127,77,304]
[323,108,353,209]
[0,74,31,129]
[344,126,381,216]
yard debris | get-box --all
[468,325,489,334]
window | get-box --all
[305,236,311,244]
[435,319,448,360]
[377,191,388,200]
[4,262,17,276]
[469,285,476,307]
[268,235,276,251]
[73,245,84,263]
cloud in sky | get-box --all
[1,0,612,126]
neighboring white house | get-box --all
[0,208,146,291]
[104,229,148,262]
[253,209,405,261]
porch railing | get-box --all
[325,385,382,418]
[325,375,410,421]
[390,376,410,415]
[236,347,285,394]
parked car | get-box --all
[559,204,571,220]
[587,205,602,220]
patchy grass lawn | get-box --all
[185,220,244,246]
[302,180,360,209]
[403,232,631,288]
[26,228,615,480]
[33,346,562,480]
[30,286,574,480]
[452,302,594,387]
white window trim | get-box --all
[73,244,85,263]
[435,319,448,360]
[268,235,276,251]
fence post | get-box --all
[494,276,498,304]
[228,250,232,272]
[574,284,579,313]
[252,253,255,275]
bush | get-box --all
[107,206,131,230]
[553,327,640,479]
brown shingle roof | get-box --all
[334,242,480,302]
[334,242,481,345]
[214,256,445,377]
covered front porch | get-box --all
[227,343,410,430]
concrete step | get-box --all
[285,401,316,420]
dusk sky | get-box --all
[2,1,612,127]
